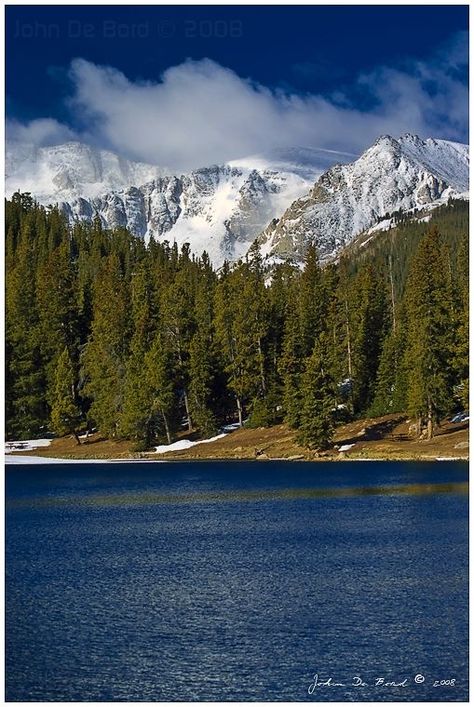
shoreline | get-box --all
[5,454,469,465]
[5,413,469,465]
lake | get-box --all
[6,460,468,701]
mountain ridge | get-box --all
[257,134,469,263]
[6,134,469,266]
[7,140,350,264]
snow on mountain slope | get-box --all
[228,145,357,181]
[6,141,166,202]
[54,164,317,265]
[6,140,352,265]
[257,134,469,262]
[6,134,468,266]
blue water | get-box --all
[6,460,468,701]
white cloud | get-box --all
[8,32,468,171]
[7,117,77,146]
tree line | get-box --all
[5,193,468,449]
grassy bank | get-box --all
[6,413,468,462]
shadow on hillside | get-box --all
[434,420,469,437]
[337,415,406,446]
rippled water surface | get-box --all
[6,460,468,701]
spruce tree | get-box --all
[450,231,469,409]
[145,332,176,444]
[82,253,131,437]
[50,347,82,443]
[404,227,454,438]
[160,259,195,431]
[351,263,389,413]
[214,265,246,426]
[299,242,326,357]
[188,266,219,437]
[279,293,304,428]
[36,239,81,409]
[5,219,47,437]
[119,259,157,445]
[370,323,408,416]
[297,337,335,450]
[189,332,218,437]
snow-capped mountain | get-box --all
[6,141,352,265]
[6,135,468,266]
[6,141,166,202]
[257,134,469,262]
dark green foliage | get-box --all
[50,346,82,441]
[370,324,408,416]
[82,253,131,437]
[297,337,335,450]
[144,332,176,445]
[5,195,468,447]
[6,204,48,438]
[350,263,390,413]
[450,231,469,409]
[279,293,304,428]
[403,228,456,437]
[247,388,282,428]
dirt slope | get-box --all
[8,414,468,462]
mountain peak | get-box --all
[257,133,469,262]
[5,134,469,266]
[372,134,400,148]
[6,139,353,265]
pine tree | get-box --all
[450,231,469,409]
[335,260,356,413]
[189,333,218,437]
[145,332,176,444]
[119,259,157,445]
[404,227,454,438]
[82,253,131,437]
[50,346,82,443]
[279,292,304,428]
[119,353,154,445]
[160,258,195,431]
[5,218,47,438]
[299,242,326,357]
[36,238,81,408]
[370,322,408,416]
[351,263,389,413]
[188,264,219,437]
[214,265,246,426]
[244,243,272,423]
[297,337,335,450]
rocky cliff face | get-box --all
[257,134,469,262]
[8,141,343,265]
[6,135,468,266]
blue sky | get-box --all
[6,5,469,170]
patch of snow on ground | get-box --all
[221,422,242,432]
[338,444,355,452]
[451,411,469,423]
[154,433,228,454]
[5,439,52,454]
[366,218,393,235]
[6,455,104,464]
[5,455,165,464]
[358,236,374,248]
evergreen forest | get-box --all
[5,194,469,450]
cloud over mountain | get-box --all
[7,31,467,171]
